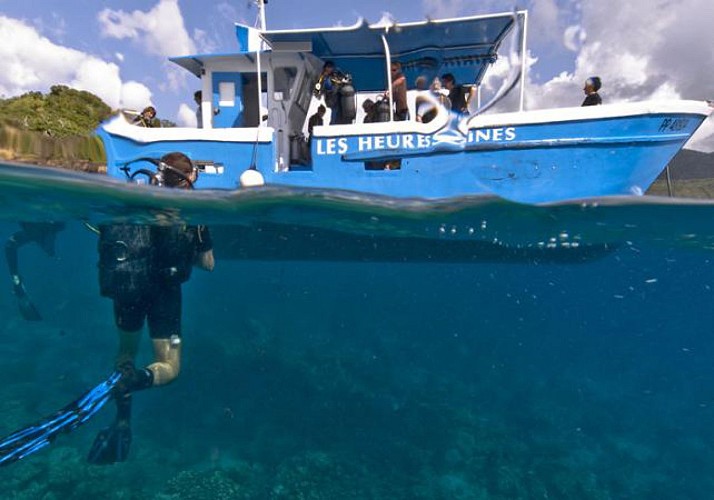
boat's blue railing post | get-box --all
[381,33,394,122]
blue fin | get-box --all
[13,283,41,321]
[87,422,132,465]
[0,372,121,466]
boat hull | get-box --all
[98,100,712,204]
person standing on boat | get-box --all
[132,106,157,127]
[308,105,326,139]
[314,61,343,125]
[87,152,215,464]
[194,91,203,128]
[389,62,409,121]
[306,105,326,161]
[362,99,379,123]
[441,73,470,115]
[581,77,603,106]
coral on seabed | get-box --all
[164,469,251,500]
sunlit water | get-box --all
[1,161,714,498]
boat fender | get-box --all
[340,84,356,123]
[240,168,265,187]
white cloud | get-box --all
[0,15,130,108]
[553,0,714,150]
[372,12,396,28]
[176,102,197,127]
[472,0,714,151]
[193,28,218,54]
[563,25,586,52]
[32,12,67,42]
[97,0,195,58]
[120,81,153,111]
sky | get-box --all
[0,0,712,151]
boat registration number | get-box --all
[658,118,689,132]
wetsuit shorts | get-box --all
[113,283,181,339]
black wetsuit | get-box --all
[581,93,602,106]
[98,224,212,339]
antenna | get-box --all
[254,0,267,31]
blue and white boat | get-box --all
[97,5,713,204]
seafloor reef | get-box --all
[1,306,712,499]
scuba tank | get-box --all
[289,133,307,165]
[98,223,202,298]
[152,225,199,285]
[375,97,391,123]
[98,224,154,301]
[339,82,356,123]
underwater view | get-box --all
[2,162,714,499]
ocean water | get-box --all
[1,162,714,499]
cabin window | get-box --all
[218,82,235,106]
[241,73,267,127]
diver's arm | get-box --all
[195,250,215,272]
[193,225,214,271]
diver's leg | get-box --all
[5,229,31,285]
[146,283,182,386]
[111,300,152,418]
[87,303,145,465]
[116,328,141,367]
[147,337,182,386]
[5,229,43,320]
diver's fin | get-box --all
[87,422,132,465]
[17,294,42,321]
[13,282,41,321]
[0,372,121,466]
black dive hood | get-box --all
[119,157,196,189]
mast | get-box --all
[255,0,267,31]
[254,1,267,126]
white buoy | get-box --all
[239,168,265,187]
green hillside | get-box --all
[0,85,116,168]
[0,85,112,137]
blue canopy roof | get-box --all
[260,13,519,92]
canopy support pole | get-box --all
[381,33,394,122]
[519,10,528,112]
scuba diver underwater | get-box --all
[0,152,215,466]
[5,221,66,320]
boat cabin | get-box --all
[170,13,523,171]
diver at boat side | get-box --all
[96,4,713,204]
